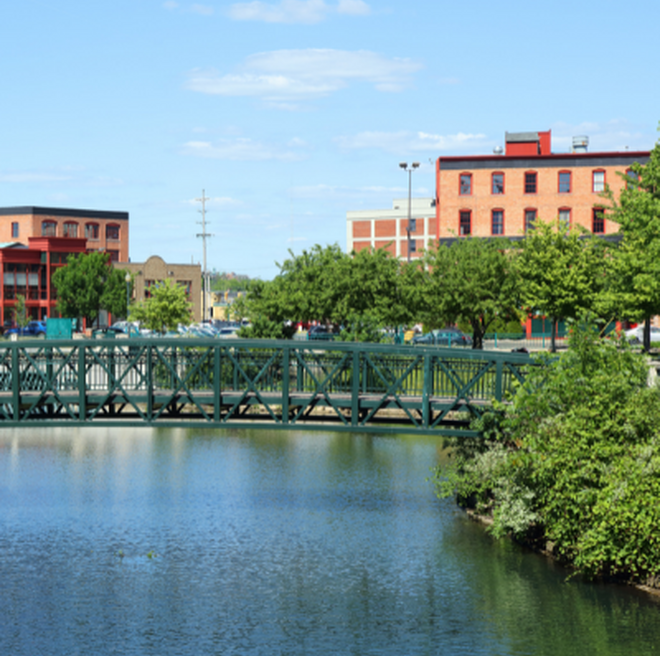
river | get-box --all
[1,427,658,655]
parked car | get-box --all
[624,325,660,345]
[307,325,338,341]
[4,320,47,339]
[412,328,472,347]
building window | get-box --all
[525,172,537,194]
[593,170,605,193]
[409,218,416,232]
[409,240,417,254]
[558,171,571,193]
[491,209,504,235]
[11,222,19,238]
[107,250,120,263]
[106,224,120,240]
[593,208,605,234]
[459,173,472,195]
[525,209,537,233]
[459,210,471,236]
[558,208,571,234]
[63,222,78,238]
[492,172,504,195]
[41,221,57,237]
[85,223,99,239]
[626,168,639,190]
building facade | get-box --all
[436,131,650,239]
[0,206,129,262]
[114,256,202,323]
[346,197,435,259]
[0,236,88,325]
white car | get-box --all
[624,325,660,344]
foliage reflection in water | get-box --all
[0,427,659,656]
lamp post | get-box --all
[399,162,420,263]
[125,272,131,330]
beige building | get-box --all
[115,255,202,322]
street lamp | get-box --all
[125,271,131,327]
[399,162,420,262]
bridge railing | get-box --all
[0,337,531,435]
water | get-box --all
[1,427,659,656]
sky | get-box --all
[1,0,659,280]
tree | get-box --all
[13,294,28,328]
[129,278,192,334]
[422,237,521,349]
[603,131,660,351]
[517,220,609,352]
[52,252,127,326]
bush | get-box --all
[435,317,660,581]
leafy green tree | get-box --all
[13,294,28,328]
[129,278,192,334]
[422,237,521,349]
[602,132,660,351]
[517,220,609,352]
[52,252,127,326]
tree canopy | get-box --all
[129,278,192,334]
[422,237,521,349]
[517,220,609,351]
[603,131,660,350]
[52,252,127,326]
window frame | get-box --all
[524,171,537,194]
[558,170,571,194]
[63,221,78,238]
[459,210,472,236]
[491,172,505,195]
[85,222,100,240]
[41,220,57,237]
[592,169,606,193]
[558,207,571,234]
[459,173,472,196]
[105,224,120,241]
[592,208,605,234]
[491,209,504,235]
[524,208,537,233]
[11,222,19,238]
[625,168,639,190]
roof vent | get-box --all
[493,146,504,155]
[572,136,589,153]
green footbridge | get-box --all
[0,337,531,436]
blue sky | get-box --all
[1,0,659,279]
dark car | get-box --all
[307,325,338,341]
[412,328,472,347]
[5,320,47,339]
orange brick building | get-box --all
[436,131,650,239]
[0,206,129,262]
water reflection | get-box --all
[1,427,658,656]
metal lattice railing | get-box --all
[0,337,531,436]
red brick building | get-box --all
[0,206,129,262]
[436,131,650,239]
[0,236,88,325]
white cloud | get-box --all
[550,119,652,153]
[227,0,370,23]
[163,1,179,9]
[335,130,488,154]
[186,49,421,102]
[181,137,306,161]
[337,0,369,15]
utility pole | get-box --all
[196,190,213,320]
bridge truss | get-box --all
[0,338,530,436]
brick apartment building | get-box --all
[0,206,129,262]
[346,197,435,259]
[436,131,650,239]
